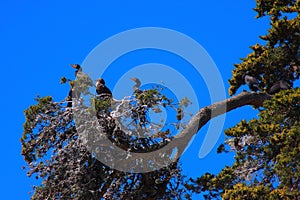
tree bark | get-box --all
[172,91,271,156]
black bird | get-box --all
[130,77,143,95]
[242,71,261,92]
[269,80,291,94]
[66,81,76,107]
[70,64,82,77]
[66,91,72,107]
[96,78,112,98]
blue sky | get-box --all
[0,1,270,199]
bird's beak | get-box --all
[70,64,79,69]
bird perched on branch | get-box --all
[130,77,143,95]
[242,71,261,92]
[66,87,73,108]
[269,80,291,94]
[96,78,112,98]
[66,81,79,107]
[70,64,82,77]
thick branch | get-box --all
[173,91,271,156]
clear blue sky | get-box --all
[0,1,270,199]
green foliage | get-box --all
[222,184,272,200]
[22,96,64,163]
[60,76,68,84]
[73,73,94,96]
[222,184,300,200]
[93,97,112,113]
[254,0,299,20]
[187,89,300,199]
[131,88,173,127]
[229,0,300,95]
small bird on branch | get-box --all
[70,64,82,77]
[269,80,291,94]
[96,78,112,99]
[66,81,79,107]
[242,71,261,92]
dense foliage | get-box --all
[187,89,300,199]
[229,0,300,95]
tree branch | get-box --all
[173,91,271,156]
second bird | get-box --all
[96,78,112,98]
[242,71,261,92]
[70,64,82,77]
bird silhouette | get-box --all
[70,64,82,77]
[66,81,79,107]
[130,77,143,95]
[242,71,261,92]
[269,80,291,94]
[96,78,112,98]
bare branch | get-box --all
[173,91,271,156]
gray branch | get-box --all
[173,91,271,157]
